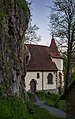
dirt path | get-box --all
[33,94,66,118]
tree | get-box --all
[25,20,41,44]
[25,1,41,44]
[48,0,75,90]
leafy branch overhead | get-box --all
[25,21,41,44]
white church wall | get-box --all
[51,58,63,71]
[25,71,57,92]
[51,57,64,89]
[25,72,42,91]
[43,72,57,90]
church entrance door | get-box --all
[30,79,37,92]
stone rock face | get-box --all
[0,0,30,97]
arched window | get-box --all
[47,73,53,84]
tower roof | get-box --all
[49,37,61,58]
[50,37,58,52]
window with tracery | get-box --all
[47,73,53,84]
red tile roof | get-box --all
[49,38,62,58]
[26,44,58,71]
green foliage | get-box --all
[19,0,29,11]
[33,105,65,119]
[62,53,75,83]
[0,96,30,119]
[0,10,5,20]
[27,92,36,103]
[0,9,5,26]
[70,71,75,82]
[36,91,66,111]
[70,64,75,82]
[62,54,68,74]
[62,53,68,81]
[0,96,65,119]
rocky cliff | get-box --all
[0,0,30,97]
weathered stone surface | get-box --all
[0,0,30,97]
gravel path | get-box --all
[33,94,66,118]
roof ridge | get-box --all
[25,43,49,48]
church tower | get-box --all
[49,36,64,93]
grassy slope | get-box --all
[35,92,66,111]
[0,96,65,119]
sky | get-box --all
[26,0,53,46]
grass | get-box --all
[35,91,66,111]
[0,96,65,119]
[27,92,36,102]
[0,96,29,119]
[33,105,65,119]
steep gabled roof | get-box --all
[49,38,62,58]
[26,44,58,71]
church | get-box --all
[25,38,64,93]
